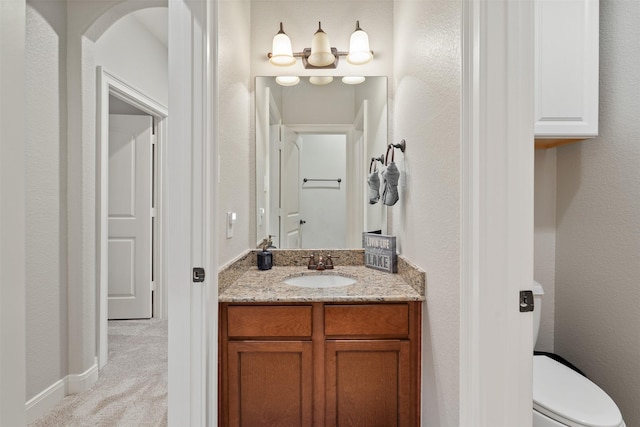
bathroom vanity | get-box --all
[218,250,424,427]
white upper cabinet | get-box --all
[534,0,599,143]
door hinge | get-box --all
[519,290,534,312]
[150,281,156,292]
[193,267,205,283]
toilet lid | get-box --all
[533,355,623,427]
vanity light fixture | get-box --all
[341,76,366,85]
[347,21,373,65]
[308,22,334,67]
[267,21,374,69]
[309,76,333,85]
[269,23,297,66]
[275,76,300,86]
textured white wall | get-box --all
[555,1,640,425]
[1,1,27,423]
[218,0,252,265]
[534,149,556,353]
[356,77,388,233]
[254,77,273,246]
[25,0,68,402]
[393,0,460,424]
[94,10,168,107]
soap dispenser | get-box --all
[257,235,275,270]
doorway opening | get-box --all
[97,67,168,369]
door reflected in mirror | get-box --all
[255,76,388,249]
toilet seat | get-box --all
[533,355,624,427]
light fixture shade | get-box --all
[270,23,296,66]
[342,76,366,85]
[309,76,334,85]
[347,21,373,65]
[275,76,300,86]
[307,22,335,67]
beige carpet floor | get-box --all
[29,319,168,427]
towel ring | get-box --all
[389,139,406,153]
[385,143,395,165]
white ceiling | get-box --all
[131,8,168,48]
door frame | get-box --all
[459,0,534,425]
[167,1,219,424]
[96,67,168,369]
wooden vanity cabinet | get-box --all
[219,302,422,427]
[220,305,314,427]
[323,304,417,427]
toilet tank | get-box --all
[532,281,544,346]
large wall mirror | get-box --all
[255,76,388,249]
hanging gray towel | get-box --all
[382,145,400,206]
[367,158,380,204]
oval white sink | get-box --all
[284,274,356,288]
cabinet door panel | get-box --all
[534,0,599,138]
[228,341,313,427]
[325,340,411,427]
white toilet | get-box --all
[532,281,626,427]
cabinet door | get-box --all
[227,341,313,427]
[325,340,411,427]
[534,0,599,138]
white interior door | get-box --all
[108,114,153,319]
[280,127,301,249]
[299,134,347,248]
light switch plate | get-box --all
[226,212,236,238]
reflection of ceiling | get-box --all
[131,8,167,48]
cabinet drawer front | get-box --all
[227,305,312,338]
[324,304,409,337]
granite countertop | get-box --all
[219,265,424,303]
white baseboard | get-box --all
[25,378,66,424]
[25,358,99,423]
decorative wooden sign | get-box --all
[362,233,397,273]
